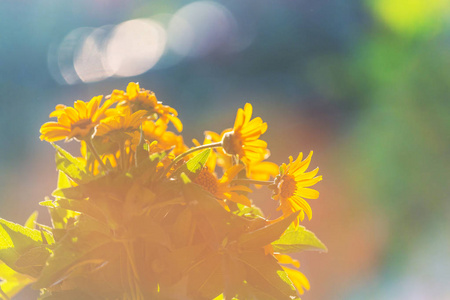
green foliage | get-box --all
[174,149,211,178]
[0,213,53,299]
[52,144,94,184]
[272,224,328,254]
[1,96,326,299]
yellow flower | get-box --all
[193,165,252,207]
[203,128,276,185]
[202,130,233,172]
[95,107,147,139]
[142,119,186,154]
[273,151,322,225]
[113,82,183,132]
[246,154,279,188]
[221,103,268,164]
[274,254,310,295]
[40,96,113,142]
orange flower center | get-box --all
[221,131,243,156]
[279,175,297,198]
[194,168,218,195]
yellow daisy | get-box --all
[202,130,233,172]
[142,119,186,154]
[95,107,147,139]
[273,151,322,225]
[113,82,183,132]
[193,165,252,208]
[221,103,268,164]
[40,96,114,142]
[245,150,279,186]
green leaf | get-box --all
[0,261,35,299]
[125,215,170,247]
[222,254,247,299]
[130,153,160,185]
[52,143,93,183]
[183,183,250,247]
[39,199,56,208]
[33,230,112,289]
[24,211,38,229]
[173,149,211,178]
[56,198,104,224]
[237,212,299,250]
[236,250,297,300]
[171,208,194,248]
[40,197,79,230]
[57,171,73,190]
[186,252,223,299]
[271,225,327,254]
[0,218,44,277]
[180,172,191,184]
[40,229,55,246]
[52,186,84,199]
[236,204,264,218]
[161,243,207,281]
[15,246,51,269]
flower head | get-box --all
[193,165,252,208]
[220,103,268,164]
[142,119,186,155]
[273,151,322,225]
[113,82,183,132]
[40,96,114,142]
[95,107,146,140]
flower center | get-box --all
[221,131,243,156]
[279,175,297,198]
[194,168,218,195]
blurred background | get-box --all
[1,0,449,299]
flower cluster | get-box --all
[0,83,326,300]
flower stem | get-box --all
[231,178,274,186]
[161,142,223,179]
[85,138,108,172]
[120,142,128,172]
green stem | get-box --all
[232,155,240,166]
[160,142,223,180]
[120,142,127,172]
[134,126,145,168]
[85,138,108,172]
[231,178,274,186]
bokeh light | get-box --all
[74,26,114,83]
[105,18,166,77]
[167,1,239,57]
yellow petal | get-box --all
[296,187,319,199]
[282,266,310,295]
[233,107,245,130]
[127,82,139,100]
[275,254,300,268]
[74,100,88,120]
